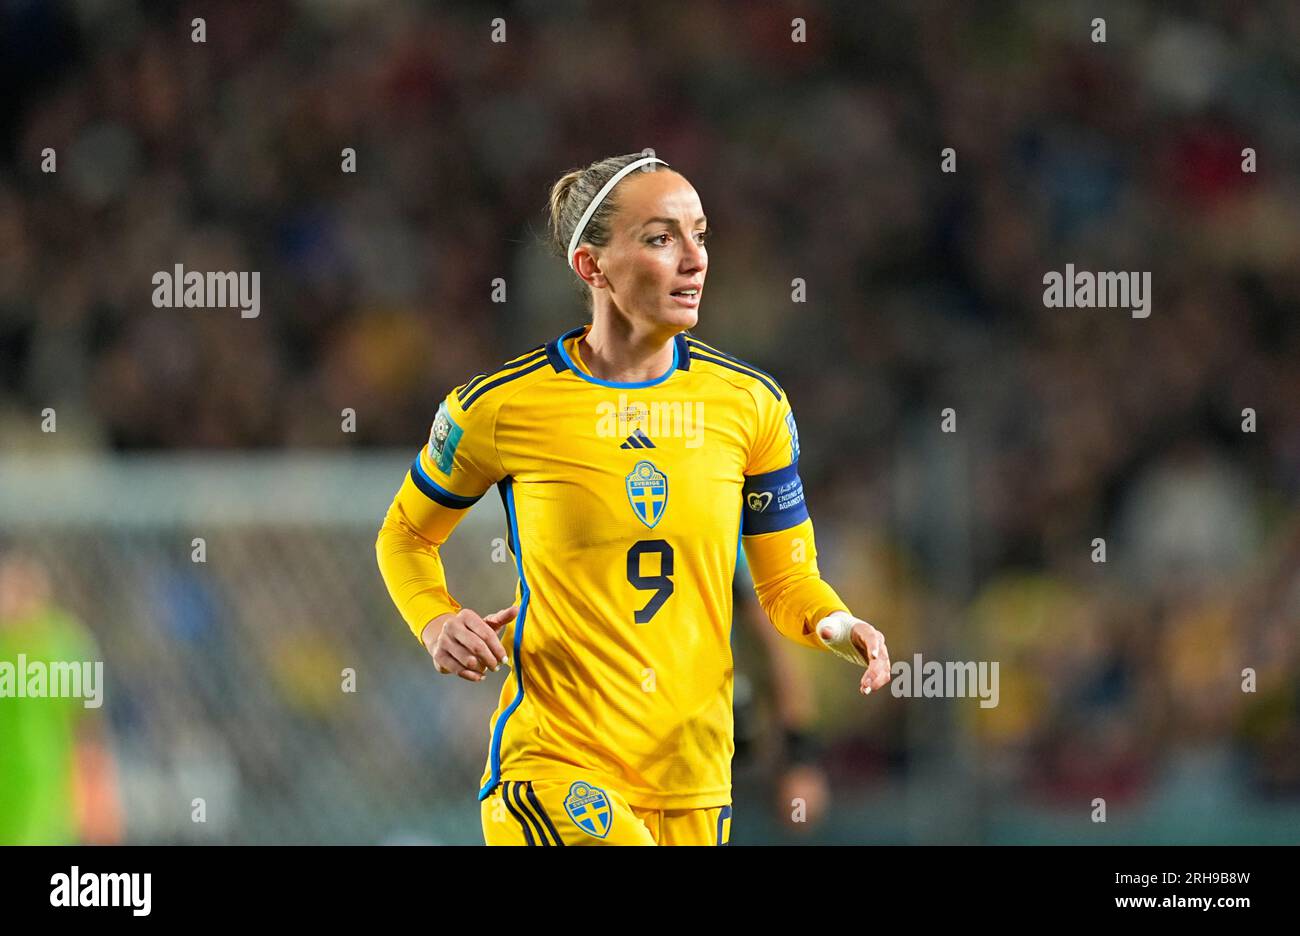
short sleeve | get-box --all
[414,383,506,504]
[745,387,800,477]
[741,385,808,536]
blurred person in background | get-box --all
[731,549,831,834]
[0,550,122,845]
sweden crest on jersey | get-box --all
[626,460,668,528]
[564,782,612,838]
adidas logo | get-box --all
[620,428,656,449]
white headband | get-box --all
[568,155,670,273]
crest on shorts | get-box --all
[626,460,668,528]
[428,400,463,473]
[564,781,612,839]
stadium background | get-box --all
[1,0,1298,844]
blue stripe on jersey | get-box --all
[741,460,809,534]
[501,783,537,845]
[687,348,781,399]
[544,335,569,373]
[459,350,548,405]
[457,347,548,404]
[479,476,531,802]
[462,356,551,410]
[524,782,565,846]
[674,332,691,370]
[495,481,516,555]
[506,345,547,366]
[716,804,732,845]
[685,337,777,386]
[731,502,744,647]
[553,325,680,388]
[456,373,489,403]
[409,455,482,509]
[508,781,550,846]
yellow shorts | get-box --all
[481,779,732,846]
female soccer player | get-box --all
[376,152,891,845]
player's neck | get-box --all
[578,319,675,383]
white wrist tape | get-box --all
[815,610,868,667]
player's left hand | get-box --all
[815,611,891,696]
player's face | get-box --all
[595,170,707,332]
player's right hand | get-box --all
[422,605,517,682]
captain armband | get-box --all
[741,461,809,535]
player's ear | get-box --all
[575,247,605,288]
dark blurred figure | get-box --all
[732,550,831,834]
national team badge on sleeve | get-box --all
[625,460,668,528]
[564,782,613,839]
[428,401,463,474]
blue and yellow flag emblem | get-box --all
[564,782,612,839]
[626,460,668,528]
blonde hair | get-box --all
[547,152,668,271]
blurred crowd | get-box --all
[1,0,1298,840]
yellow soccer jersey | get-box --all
[376,323,850,809]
